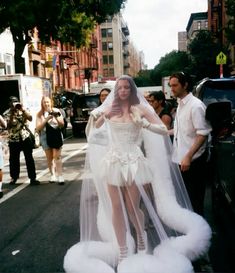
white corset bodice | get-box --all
[101,120,152,186]
[108,120,141,152]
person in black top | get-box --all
[148,91,173,129]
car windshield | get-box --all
[73,95,99,109]
[201,81,235,111]
[85,97,99,108]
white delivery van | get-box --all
[0,74,52,130]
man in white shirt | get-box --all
[169,72,212,215]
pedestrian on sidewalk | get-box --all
[3,96,40,186]
[169,72,212,216]
[36,96,65,185]
[148,91,173,129]
[0,114,7,198]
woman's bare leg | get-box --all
[53,148,63,176]
[45,149,54,175]
[108,185,127,261]
[124,183,146,252]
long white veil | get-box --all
[64,75,211,273]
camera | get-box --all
[49,111,61,117]
[13,102,22,110]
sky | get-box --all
[122,0,208,69]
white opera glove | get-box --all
[130,106,168,135]
[86,109,103,137]
[142,119,168,135]
[90,109,103,120]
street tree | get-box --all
[0,0,126,73]
[134,70,156,87]
[225,0,235,44]
[151,50,190,85]
[133,51,190,87]
[188,30,222,80]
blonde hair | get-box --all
[37,96,53,117]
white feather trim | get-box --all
[155,201,212,260]
[117,252,193,273]
[64,241,117,273]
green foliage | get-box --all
[188,30,222,80]
[0,0,126,72]
[134,70,155,87]
[152,51,190,84]
[225,0,235,44]
[134,51,191,86]
[0,0,126,43]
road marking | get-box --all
[2,135,74,168]
[0,144,88,204]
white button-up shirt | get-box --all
[172,93,212,164]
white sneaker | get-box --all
[49,175,57,183]
[58,176,65,185]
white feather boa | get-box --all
[64,133,212,273]
[64,199,211,273]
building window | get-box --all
[103,68,114,77]
[109,68,114,77]
[101,29,106,38]
[103,68,109,77]
[103,55,108,64]
[197,21,201,30]
[107,28,113,37]
[109,55,114,64]
[102,42,113,51]
[0,53,14,75]
[101,28,113,38]
[102,42,108,51]
[108,42,113,50]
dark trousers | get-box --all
[180,151,208,216]
[9,137,36,180]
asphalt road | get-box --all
[0,133,234,273]
[0,135,87,273]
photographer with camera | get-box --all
[36,96,65,185]
[3,96,40,185]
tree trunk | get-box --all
[14,42,26,74]
[11,28,27,74]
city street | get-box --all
[0,132,87,273]
[0,132,234,273]
[1,0,234,272]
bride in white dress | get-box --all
[64,75,212,273]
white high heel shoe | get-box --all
[137,231,148,254]
[118,245,128,263]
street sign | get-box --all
[216,51,227,65]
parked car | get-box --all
[194,77,235,218]
[70,93,100,137]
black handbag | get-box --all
[46,123,63,149]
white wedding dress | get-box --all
[63,75,212,273]
[101,120,152,186]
